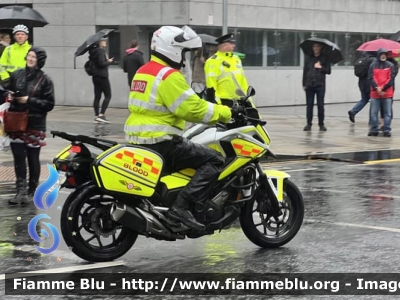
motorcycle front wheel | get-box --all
[240,179,304,248]
[61,183,138,262]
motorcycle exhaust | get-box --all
[110,202,147,233]
[110,202,184,240]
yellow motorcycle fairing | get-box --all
[91,144,164,198]
[263,169,291,201]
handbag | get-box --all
[4,73,45,133]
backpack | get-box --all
[354,55,372,78]
[84,60,94,76]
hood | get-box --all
[27,46,47,69]
[126,47,138,54]
[377,48,388,59]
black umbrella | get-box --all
[198,33,218,45]
[74,29,115,69]
[0,5,48,28]
[390,30,400,42]
[300,37,344,64]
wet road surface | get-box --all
[2,159,400,299]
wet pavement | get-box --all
[2,159,400,299]
[2,103,400,299]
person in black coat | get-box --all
[6,46,55,205]
[123,39,145,87]
[302,42,331,131]
[89,38,114,123]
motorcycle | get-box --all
[51,86,304,262]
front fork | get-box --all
[255,163,283,219]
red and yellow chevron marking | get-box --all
[115,150,160,175]
[231,139,265,158]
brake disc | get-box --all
[90,205,117,238]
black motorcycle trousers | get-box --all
[144,136,225,210]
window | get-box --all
[236,29,264,66]
[96,25,121,66]
[145,25,400,68]
[267,30,300,67]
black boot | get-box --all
[167,205,205,231]
[9,179,29,205]
[28,180,38,202]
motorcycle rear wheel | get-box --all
[240,179,304,248]
[61,183,138,262]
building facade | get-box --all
[3,0,400,108]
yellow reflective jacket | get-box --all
[124,56,232,144]
[204,51,249,102]
[0,41,31,81]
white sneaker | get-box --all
[95,116,110,124]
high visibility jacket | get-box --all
[0,41,31,81]
[124,56,232,144]
[204,51,249,103]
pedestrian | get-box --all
[302,42,331,131]
[5,47,55,205]
[380,55,398,126]
[368,48,394,137]
[191,49,206,98]
[0,25,31,88]
[122,39,144,87]
[88,38,113,124]
[0,32,11,57]
[204,33,252,107]
[348,51,374,123]
[191,44,216,98]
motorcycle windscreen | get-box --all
[92,145,164,197]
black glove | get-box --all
[231,105,246,118]
[206,88,216,103]
[0,78,10,89]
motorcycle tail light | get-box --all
[67,176,76,186]
[70,145,81,153]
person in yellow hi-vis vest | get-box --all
[204,33,252,107]
[0,25,31,88]
[124,25,241,231]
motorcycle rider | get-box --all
[124,25,240,231]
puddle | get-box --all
[309,149,400,163]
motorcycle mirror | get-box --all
[235,88,246,97]
[247,86,256,97]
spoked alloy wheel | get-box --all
[240,179,304,248]
[61,184,138,262]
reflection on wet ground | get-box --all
[2,160,400,299]
[309,149,400,163]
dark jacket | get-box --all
[89,47,111,78]
[302,53,331,87]
[368,48,394,98]
[8,47,55,131]
[123,48,145,86]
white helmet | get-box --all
[13,24,29,35]
[151,25,202,69]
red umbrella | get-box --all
[357,38,400,54]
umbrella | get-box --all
[74,29,115,69]
[390,31,400,42]
[300,37,343,64]
[357,38,400,54]
[198,33,218,45]
[0,5,48,28]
